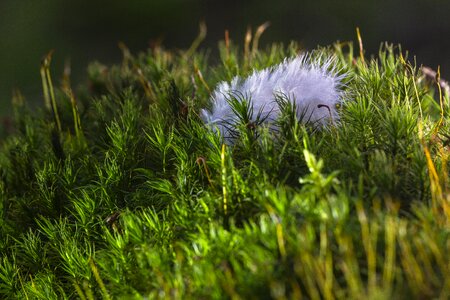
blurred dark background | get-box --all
[1,0,449,116]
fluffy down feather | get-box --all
[201,54,346,140]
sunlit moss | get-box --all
[0,39,449,299]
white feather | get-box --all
[201,54,346,140]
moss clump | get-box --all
[0,38,449,299]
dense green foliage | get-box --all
[0,36,449,299]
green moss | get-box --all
[0,39,449,299]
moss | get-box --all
[0,37,448,299]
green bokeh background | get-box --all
[1,0,449,117]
